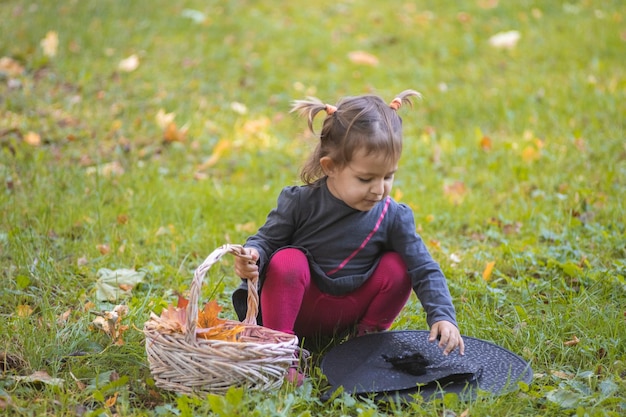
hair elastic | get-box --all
[389,97,402,110]
[325,104,337,115]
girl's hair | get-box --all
[291,90,421,186]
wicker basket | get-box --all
[144,244,300,395]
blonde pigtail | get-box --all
[291,97,335,134]
[389,89,422,110]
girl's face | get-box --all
[322,149,398,211]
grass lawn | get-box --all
[1,0,625,415]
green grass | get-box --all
[1,0,625,415]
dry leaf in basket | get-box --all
[150,297,245,342]
[197,300,245,341]
[149,305,187,334]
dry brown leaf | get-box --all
[348,50,379,66]
[90,305,129,345]
[443,181,467,205]
[196,323,245,342]
[0,56,25,76]
[96,244,110,255]
[564,335,580,346]
[13,370,64,387]
[163,122,187,143]
[152,297,247,341]
[551,370,575,379]
[57,309,72,324]
[176,294,189,309]
[153,305,187,334]
[24,131,41,146]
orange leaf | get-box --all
[482,261,496,281]
[480,136,492,151]
[521,146,540,162]
[197,139,232,170]
[176,294,189,309]
[96,244,110,255]
[197,300,226,329]
[163,122,187,143]
[105,392,119,408]
[153,305,187,334]
[196,323,245,342]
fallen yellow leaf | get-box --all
[105,392,119,408]
[197,138,232,170]
[482,261,496,281]
[16,305,33,317]
[348,50,379,66]
[118,54,139,72]
[24,131,41,146]
[522,146,540,162]
[40,31,59,57]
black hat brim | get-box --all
[320,330,532,402]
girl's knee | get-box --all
[265,248,310,286]
[377,252,412,293]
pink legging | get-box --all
[260,248,412,338]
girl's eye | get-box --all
[358,178,371,183]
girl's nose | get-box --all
[371,179,385,195]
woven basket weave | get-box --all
[144,244,300,395]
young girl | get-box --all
[232,90,464,359]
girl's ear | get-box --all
[320,156,336,176]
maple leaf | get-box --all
[197,300,226,329]
[94,268,145,301]
[163,122,187,143]
[155,109,176,129]
[176,294,189,309]
[153,305,187,334]
[196,324,245,342]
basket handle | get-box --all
[185,244,260,344]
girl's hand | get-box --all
[234,247,260,280]
[429,320,465,356]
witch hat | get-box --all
[320,331,532,402]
